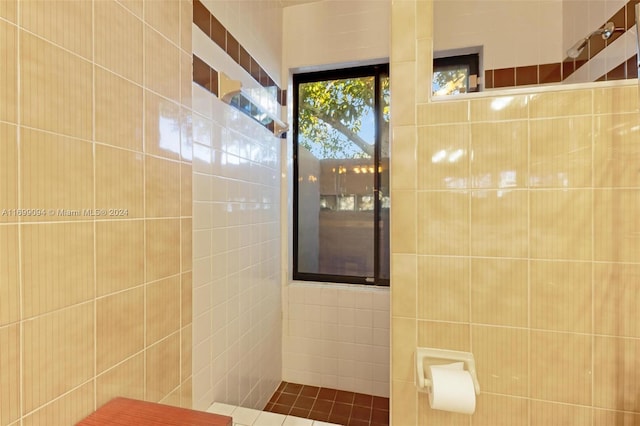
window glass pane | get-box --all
[432,53,480,97]
[433,65,470,96]
[297,76,376,278]
[378,73,390,281]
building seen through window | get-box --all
[293,64,390,286]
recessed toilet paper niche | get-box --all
[415,347,480,415]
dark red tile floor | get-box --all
[264,382,389,426]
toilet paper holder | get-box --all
[415,347,480,395]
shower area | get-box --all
[190,0,392,417]
[191,0,640,425]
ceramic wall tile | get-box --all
[145,155,181,218]
[21,222,95,318]
[146,276,181,346]
[470,258,528,327]
[20,128,93,221]
[145,26,181,103]
[531,260,592,333]
[530,117,592,188]
[470,189,528,258]
[21,32,92,139]
[96,353,145,408]
[145,332,181,402]
[95,0,143,83]
[0,124,17,224]
[22,382,94,426]
[470,121,528,189]
[0,324,19,425]
[417,256,469,322]
[4,1,193,421]
[417,124,470,190]
[96,220,145,296]
[0,226,18,326]
[23,303,94,413]
[95,144,144,218]
[95,67,144,151]
[96,287,144,373]
[20,0,92,60]
[145,218,181,281]
[0,21,17,123]
[530,331,592,405]
[145,0,180,45]
[472,325,528,396]
[417,190,469,256]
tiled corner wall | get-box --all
[191,80,283,412]
[391,1,640,425]
[0,0,193,424]
[283,284,390,398]
[190,0,283,413]
[281,0,392,401]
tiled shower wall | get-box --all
[190,0,284,412]
[390,1,640,425]
[0,1,193,424]
[563,0,629,55]
[191,82,282,411]
[283,284,390,397]
[281,0,391,399]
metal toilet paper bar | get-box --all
[415,347,480,395]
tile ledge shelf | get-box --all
[429,78,638,103]
[288,280,390,293]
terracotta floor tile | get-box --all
[294,395,316,410]
[276,392,298,406]
[270,403,291,415]
[300,385,320,398]
[372,396,388,410]
[289,406,310,418]
[354,393,373,407]
[283,382,303,395]
[331,402,352,417]
[317,387,337,401]
[328,412,349,425]
[312,399,333,414]
[268,392,280,404]
[335,390,355,404]
[309,410,330,422]
[371,408,389,424]
[351,405,371,421]
[264,382,390,426]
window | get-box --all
[433,53,480,96]
[293,64,389,286]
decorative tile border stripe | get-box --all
[192,53,280,136]
[596,54,638,81]
[193,54,219,96]
[484,0,639,89]
[485,62,563,89]
[193,0,286,106]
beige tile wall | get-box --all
[0,1,193,424]
[390,1,640,425]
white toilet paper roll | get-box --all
[428,363,476,414]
